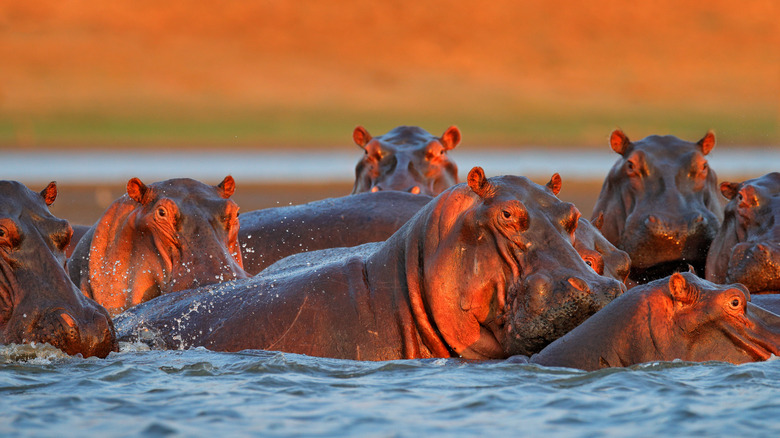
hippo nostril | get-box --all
[692,215,704,224]
[646,215,658,224]
[568,277,589,292]
[409,186,421,195]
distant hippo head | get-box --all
[1,181,117,357]
[351,125,460,196]
[592,130,722,284]
[410,168,625,358]
[706,172,780,293]
[532,272,780,370]
[69,176,248,316]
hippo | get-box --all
[68,176,248,316]
[351,125,460,196]
[116,167,624,360]
[1,180,117,358]
[706,173,780,294]
[238,191,433,275]
[592,130,722,284]
[530,272,780,371]
[545,173,631,284]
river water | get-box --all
[1,343,779,437]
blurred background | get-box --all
[1,0,778,222]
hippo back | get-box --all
[238,191,432,275]
[592,130,722,284]
[351,125,460,196]
[0,181,117,357]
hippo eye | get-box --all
[626,161,634,172]
[728,297,742,311]
[156,207,167,218]
[585,260,592,267]
[502,210,512,219]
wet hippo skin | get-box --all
[117,167,624,360]
[531,272,780,370]
[1,180,117,358]
[68,176,248,316]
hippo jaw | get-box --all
[726,241,780,293]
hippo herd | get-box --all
[2,125,779,371]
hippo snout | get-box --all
[37,306,117,358]
[727,241,780,292]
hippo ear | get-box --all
[719,181,739,200]
[126,178,149,204]
[592,211,605,230]
[216,175,236,199]
[467,167,494,199]
[440,126,461,151]
[669,273,696,306]
[609,129,631,156]
[546,173,562,196]
[697,131,715,155]
[353,126,372,149]
[39,181,57,206]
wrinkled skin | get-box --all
[0,181,117,358]
[706,173,780,295]
[68,177,248,316]
[545,173,631,284]
[351,125,460,196]
[592,130,722,284]
[238,191,432,275]
[531,272,780,371]
[117,168,624,360]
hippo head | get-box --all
[351,125,460,196]
[404,167,625,359]
[0,181,117,357]
[574,215,631,284]
[72,176,248,315]
[532,272,780,370]
[592,130,722,284]
[547,173,631,284]
[706,173,780,293]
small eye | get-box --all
[626,161,634,172]
[729,297,741,309]
[0,229,5,238]
[502,210,512,219]
[585,260,593,267]
[156,207,167,218]
[737,193,743,202]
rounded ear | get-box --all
[467,167,493,199]
[126,178,148,204]
[40,181,57,206]
[720,181,740,200]
[592,211,605,230]
[217,175,236,199]
[353,126,372,149]
[697,131,715,155]
[440,126,461,151]
[610,129,631,155]
[668,272,696,305]
[546,173,562,196]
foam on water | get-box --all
[2,347,780,437]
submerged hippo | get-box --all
[351,125,460,196]
[592,130,722,284]
[531,272,780,371]
[238,191,432,275]
[117,168,624,360]
[706,173,780,295]
[1,181,117,357]
[68,177,248,316]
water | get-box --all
[2,344,779,437]
[3,148,779,184]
